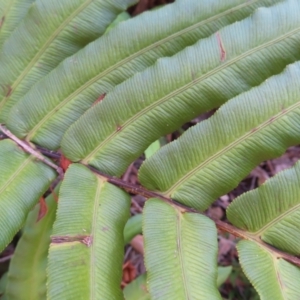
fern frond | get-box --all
[6,0,282,149]
[0,0,34,50]
[227,161,300,255]
[224,161,300,297]
[0,0,136,121]
[5,186,58,300]
[0,139,56,252]
[47,164,130,299]
[139,61,300,211]
[237,240,300,300]
[61,0,300,176]
[143,198,220,300]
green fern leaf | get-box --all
[237,240,300,300]
[5,185,58,300]
[123,273,150,300]
[0,273,7,299]
[124,214,142,244]
[143,198,220,300]
[0,0,34,50]
[217,266,232,287]
[0,139,55,252]
[139,61,300,211]
[47,164,131,299]
[227,161,300,256]
[6,0,282,149]
[0,0,136,121]
[61,0,300,176]
[105,11,130,34]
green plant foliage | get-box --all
[139,61,300,210]
[124,214,142,244]
[123,266,232,300]
[217,266,232,287]
[237,240,300,300]
[144,140,161,159]
[47,164,131,299]
[105,11,131,34]
[6,0,282,149]
[227,161,300,255]
[0,0,136,121]
[143,198,220,300]
[0,0,34,50]
[61,0,300,177]
[0,139,55,252]
[1,0,300,298]
[123,273,150,300]
[5,185,59,300]
[0,272,7,299]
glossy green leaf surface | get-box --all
[227,161,300,255]
[237,240,300,300]
[0,0,34,50]
[6,186,58,300]
[139,61,300,211]
[0,0,136,121]
[0,139,55,252]
[61,0,300,176]
[143,198,220,300]
[7,0,282,149]
[48,164,131,299]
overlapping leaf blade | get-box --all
[5,186,58,300]
[0,0,34,50]
[61,0,300,177]
[123,273,150,300]
[143,198,220,300]
[6,0,283,149]
[0,139,56,252]
[48,164,131,299]
[0,0,136,121]
[227,161,300,255]
[139,61,300,211]
[0,273,7,299]
[124,214,142,244]
[105,11,130,34]
[237,240,300,300]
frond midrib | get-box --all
[90,178,102,299]
[176,213,190,300]
[163,97,300,196]
[0,155,33,195]
[252,202,300,237]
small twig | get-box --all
[131,197,143,213]
[0,254,13,263]
[0,124,63,177]
[122,163,133,182]
[36,145,61,159]
[86,163,300,267]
